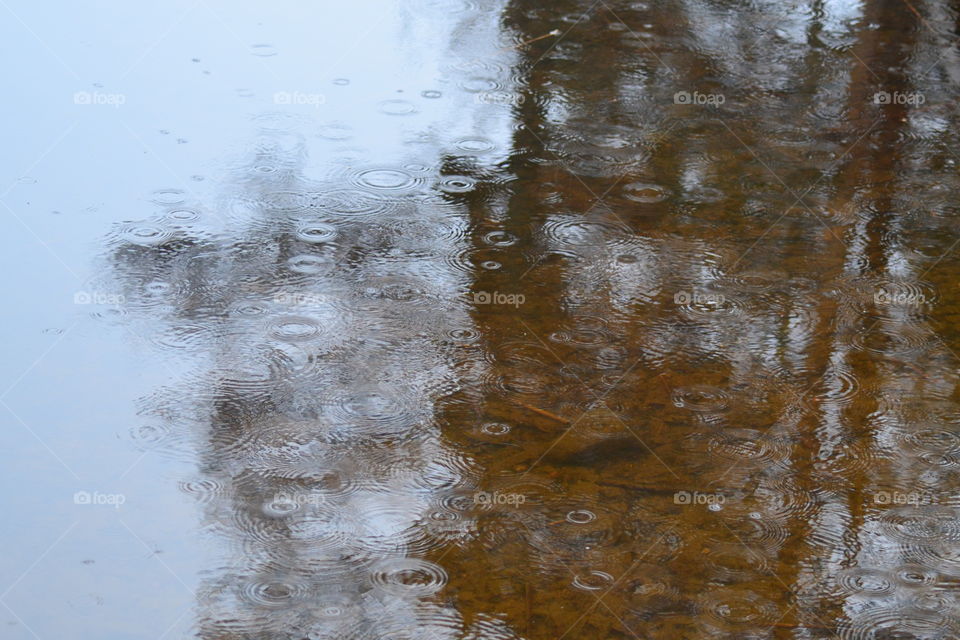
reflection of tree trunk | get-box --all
[931,0,960,83]
[790,0,918,629]
[837,0,913,273]
[498,0,940,636]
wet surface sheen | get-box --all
[3,0,960,638]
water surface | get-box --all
[3,0,960,638]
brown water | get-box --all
[4,0,960,638]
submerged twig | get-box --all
[656,372,672,398]
[514,401,570,425]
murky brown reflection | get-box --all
[100,0,960,637]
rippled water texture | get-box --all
[4,0,960,638]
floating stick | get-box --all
[499,29,562,53]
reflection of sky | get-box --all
[821,0,866,35]
[2,0,518,194]
[0,1,516,637]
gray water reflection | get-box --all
[5,0,960,638]
[3,0,526,637]
[91,4,529,638]
[105,129,516,638]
